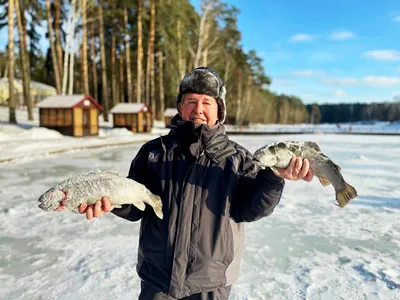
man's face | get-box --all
[178,93,218,126]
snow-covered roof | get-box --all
[0,78,57,93]
[110,103,148,114]
[164,108,178,117]
[0,78,57,104]
[37,94,103,110]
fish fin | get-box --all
[270,166,281,176]
[152,195,163,219]
[336,182,358,208]
[318,176,331,187]
[305,141,321,151]
[335,164,342,172]
[134,201,146,211]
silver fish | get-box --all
[253,141,357,208]
[38,171,163,219]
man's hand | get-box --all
[274,157,313,182]
[78,196,113,220]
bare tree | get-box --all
[91,23,98,100]
[81,0,89,94]
[157,50,165,120]
[177,20,185,79]
[8,0,17,123]
[137,0,143,103]
[111,34,117,106]
[45,0,62,94]
[145,0,156,116]
[54,0,63,77]
[98,0,109,120]
[15,0,33,120]
[124,7,133,103]
[119,50,125,103]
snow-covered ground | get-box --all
[0,106,167,163]
[1,107,399,300]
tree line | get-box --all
[2,0,313,125]
[3,0,397,126]
[306,102,400,124]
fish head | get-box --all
[38,187,68,212]
[253,145,278,167]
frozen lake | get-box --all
[1,133,399,300]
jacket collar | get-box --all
[168,114,235,161]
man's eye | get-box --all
[204,102,211,106]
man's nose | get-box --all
[193,103,204,114]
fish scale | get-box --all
[253,141,357,208]
[37,171,163,219]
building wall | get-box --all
[73,108,83,136]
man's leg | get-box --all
[183,286,231,300]
[138,281,175,300]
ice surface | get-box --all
[0,107,399,299]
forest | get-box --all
[1,0,398,125]
[308,102,400,124]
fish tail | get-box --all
[336,182,358,208]
[152,195,163,219]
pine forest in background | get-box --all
[1,0,399,125]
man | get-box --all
[79,67,313,299]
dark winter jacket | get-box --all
[112,115,284,299]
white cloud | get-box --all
[321,76,400,88]
[334,90,346,97]
[363,50,400,61]
[362,76,400,88]
[271,78,297,87]
[329,31,355,40]
[291,70,321,77]
[321,78,359,86]
[289,34,314,42]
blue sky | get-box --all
[2,1,400,104]
[192,0,400,104]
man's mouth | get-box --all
[191,117,206,123]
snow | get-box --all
[0,107,399,300]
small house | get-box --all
[0,77,57,106]
[37,94,103,137]
[110,103,152,133]
[164,108,178,128]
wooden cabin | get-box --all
[37,94,103,137]
[110,103,152,133]
[164,108,178,128]
[0,77,57,106]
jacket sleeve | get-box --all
[230,148,285,223]
[112,144,150,222]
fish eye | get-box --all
[268,146,276,155]
[277,142,286,149]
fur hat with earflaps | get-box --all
[176,66,227,124]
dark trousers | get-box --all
[138,281,231,300]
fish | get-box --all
[253,141,357,208]
[37,171,163,219]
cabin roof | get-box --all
[37,94,103,110]
[110,103,149,114]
